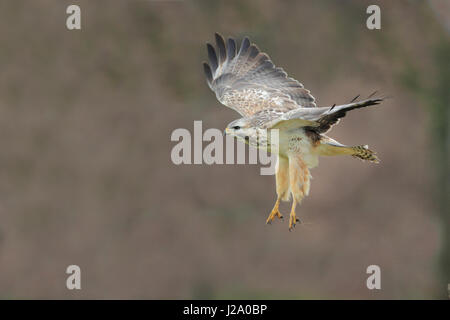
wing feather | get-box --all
[267,98,383,131]
[203,62,213,87]
[206,43,218,73]
[204,33,316,118]
[215,33,226,65]
[227,38,236,61]
[314,98,383,133]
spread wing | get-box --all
[267,98,383,132]
[203,33,316,118]
[312,98,383,133]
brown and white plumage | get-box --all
[203,34,316,117]
[203,33,383,230]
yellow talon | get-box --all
[289,211,299,231]
[288,199,300,231]
[266,198,283,224]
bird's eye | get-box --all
[232,126,241,130]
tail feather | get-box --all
[317,138,380,163]
[350,145,379,163]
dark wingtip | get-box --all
[206,43,218,72]
[227,37,236,60]
[365,91,391,102]
[248,44,259,59]
[215,33,226,64]
[365,93,391,105]
[367,90,378,99]
[350,94,360,103]
[203,62,213,85]
[239,36,251,55]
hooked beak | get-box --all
[224,128,230,135]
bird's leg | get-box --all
[289,198,300,231]
[288,154,310,231]
[266,196,283,224]
[266,156,289,225]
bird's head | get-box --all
[224,118,256,142]
[224,118,264,145]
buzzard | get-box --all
[203,33,383,231]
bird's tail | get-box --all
[317,138,380,163]
[350,145,379,163]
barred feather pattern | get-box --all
[203,33,316,118]
[351,145,380,163]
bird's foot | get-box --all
[266,205,283,225]
[288,211,301,231]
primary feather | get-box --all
[203,33,316,118]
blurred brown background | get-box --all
[0,0,448,299]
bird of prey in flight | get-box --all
[203,33,383,231]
